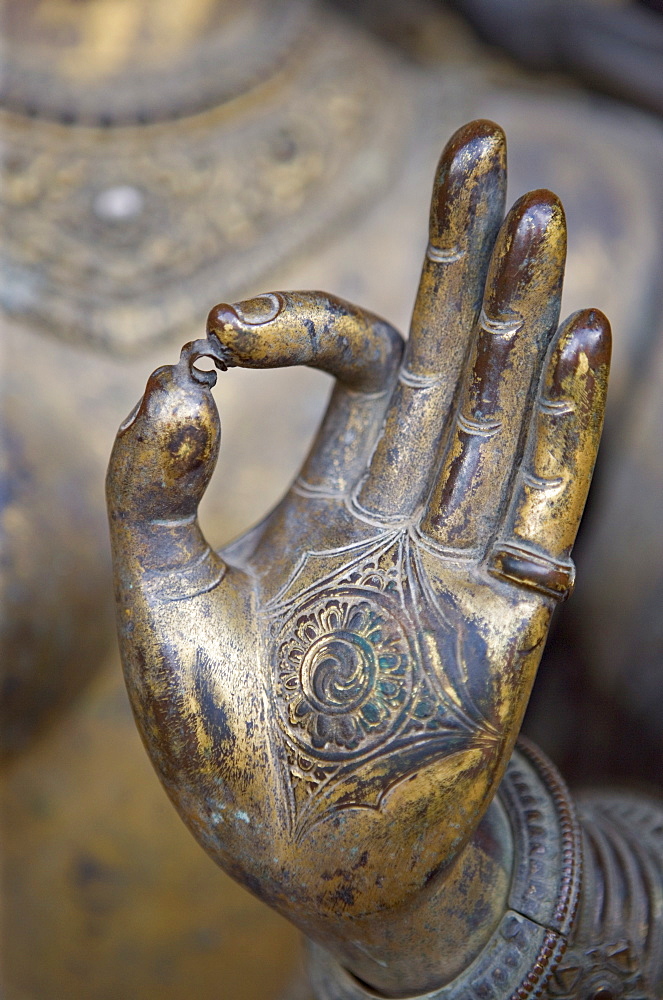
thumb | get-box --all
[107,341,222,524]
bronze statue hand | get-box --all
[107,121,610,997]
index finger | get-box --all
[207,291,403,496]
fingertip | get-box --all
[560,308,612,370]
[547,310,612,396]
[541,310,611,427]
[506,189,566,256]
[206,302,238,335]
[430,119,506,242]
[442,119,506,173]
[485,190,566,315]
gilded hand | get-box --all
[107,120,610,996]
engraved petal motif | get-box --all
[275,588,413,761]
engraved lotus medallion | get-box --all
[276,590,413,760]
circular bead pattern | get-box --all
[276,589,413,760]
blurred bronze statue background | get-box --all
[2,1,662,998]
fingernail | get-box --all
[233,293,282,325]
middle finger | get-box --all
[355,119,506,522]
[420,190,567,555]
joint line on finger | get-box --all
[426,243,465,264]
[149,515,197,527]
[398,368,443,390]
[411,524,480,562]
[479,309,523,339]
[456,412,502,438]
[292,478,346,501]
[539,396,574,416]
[144,552,226,602]
[521,472,564,493]
[343,386,392,401]
[347,492,411,529]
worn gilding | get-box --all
[106,120,661,997]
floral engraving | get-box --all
[268,537,500,833]
[276,589,412,761]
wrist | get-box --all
[306,740,582,999]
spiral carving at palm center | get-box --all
[302,632,376,716]
[276,591,413,759]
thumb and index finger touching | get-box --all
[203,120,507,505]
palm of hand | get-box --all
[108,121,609,932]
[227,496,544,857]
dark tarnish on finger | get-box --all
[355,120,506,520]
[488,309,611,600]
[409,118,507,376]
[421,190,567,554]
[207,291,403,496]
